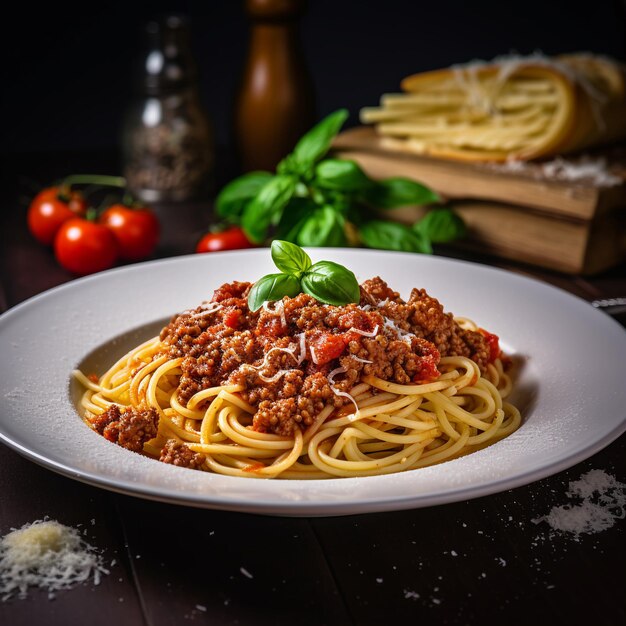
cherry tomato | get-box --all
[99,204,160,261]
[54,218,118,275]
[27,187,87,245]
[196,227,255,253]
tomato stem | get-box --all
[62,174,127,189]
[122,191,137,207]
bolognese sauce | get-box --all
[156,277,493,437]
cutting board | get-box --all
[332,126,626,274]
[332,126,626,220]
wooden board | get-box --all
[332,127,626,220]
[385,202,626,275]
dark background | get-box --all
[3,0,625,157]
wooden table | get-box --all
[1,152,625,626]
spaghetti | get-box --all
[73,277,521,479]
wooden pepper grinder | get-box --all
[234,0,315,172]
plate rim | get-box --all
[1,249,625,516]
[1,420,624,516]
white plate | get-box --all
[1,250,625,516]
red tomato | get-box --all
[196,227,255,253]
[222,307,242,329]
[27,187,87,245]
[411,340,441,383]
[54,218,118,275]
[99,204,160,261]
[310,332,348,365]
[479,328,501,363]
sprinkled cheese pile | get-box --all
[0,519,109,601]
[532,469,626,539]
[488,155,623,187]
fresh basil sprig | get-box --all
[297,206,347,247]
[216,171,274,220]
[242,175,297,244]
[248,273,301,308]
[248,241,360,311]
[271,239,311,276]
[360,177,440,209]
[315,159,372,192]
[359,220,432,254]
[283,109,349,175]
[413,208,467,243]
[214,109,465,254]
[301,260,360,306]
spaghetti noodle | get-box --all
[73,277,521,479]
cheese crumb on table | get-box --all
[0,519,109,601]
[532,469,626,539]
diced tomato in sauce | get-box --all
[479,328,501,363]
[257,316,286,337]
[310,332,348,365]
[223,308,241,329]
[412,359,440,383]
[412,341,441,383]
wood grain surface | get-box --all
[1,152,624,626]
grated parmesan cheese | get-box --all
[262,300,287,329]
[489,154,622,187]
[257,369,292,384]
[247,344,299,383]
[383,317,416,346]
[327,366,360,418]
[310,345,319,365]
[349,325,379,338]
[295,333,307,365]
[532,469,626,539]
[184,303,223,320]
[0,519,109,601]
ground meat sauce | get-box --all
[160,439,206,469]
[157,277,493,437]
[89,405,158,453]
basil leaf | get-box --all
[291,109,349,169]
[215,171,274,219]
[297,206,347,247]
[276,154,299,177]
[314,159,372,192]
[242,175,296,243]
[361,177,440,209]
[271,240,312,275]
[247,273,302,312]
[359,220,432,254]
[301,260,360,306]
[274,197,316,243]
[413,209,466,243]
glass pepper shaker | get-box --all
[122,15,214,203]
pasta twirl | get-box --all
[74,277,521,479]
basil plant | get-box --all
[216,109,466,254]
